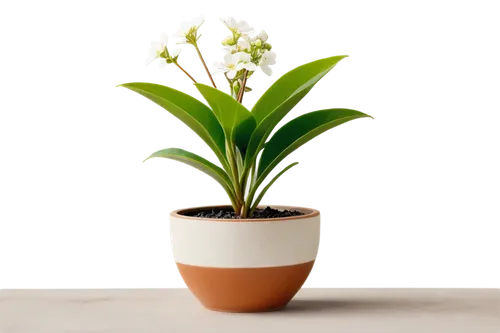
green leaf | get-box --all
[195,83,256,156]
[235,147,244,178]
[256,109,372,186]
[250,161,302,210]
[144,148,236,205]
[119,82,228,170]
[244,56,348,169]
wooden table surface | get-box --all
[1,289,499,333]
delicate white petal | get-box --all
[192,16,205,28]
[158,59,168,72]
[176,37,187,44]
[235,52,250,63]
[213,60,230,74]
[171,48,181,58]
[222,16,253,34]
[224,17,237,29]
[220,17,228,28]
[261,57,276,66]
[216,15,226,26]
[213,68,229,75]
[238,18,253,34]
[259,66,274,79]
[263,51,276,60]
[223,53,234,65]
[257,30,268,42]
[222,45,237,53]
[227,70,237,79]
[235,62,246,71]
[172,14,207,39]
[238,40,250,51]
[144,50,157,64]
[213,58,226,69]
[244,63,257,71]
[160,32,169,44]
[236,62,257,71]
[261,51,276,65]
[242,34,253,42]
[145,42,162,65]
[170,25,185,39]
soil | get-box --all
[185,206,305,219]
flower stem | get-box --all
[224,73,237,98]
[175,61,199,83]
[193,45,219,88]
[237,70,248,103]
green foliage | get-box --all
[120,56,372,217]
[195,84,256,157]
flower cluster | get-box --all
[215,17,276,98]
[145,16,276,100]
[145,17,206,69]
[217,17,278,80]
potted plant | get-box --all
[119,16,372,312]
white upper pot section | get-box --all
[170,206,320,268]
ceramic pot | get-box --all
[170,205,320,312]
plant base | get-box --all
[183,206,305,219]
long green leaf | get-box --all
[244,55,348,170]
[255,109,372,188]
[144,148,236,205]
[119,83,228,170]
[250,161,302,210]
[195,83,256,156]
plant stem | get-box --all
[237,70,248,103]
[226,142,243,210]
[224,73,236,98]
[175,61,199,83]
[239,205,246,217]
[193,45,219,88]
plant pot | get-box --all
[170,205,320,312]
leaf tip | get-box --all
[113,81,125,89]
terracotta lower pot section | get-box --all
[170,205,320,313]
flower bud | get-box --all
[159,49,168,58]
[233,80,240,91]
[257,30,269,42]
[222,36,236,46]
[253,39,262,48]
[263,43,272,51]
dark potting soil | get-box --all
[186,206,305,219]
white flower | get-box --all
[241,35,258,44]
[241,30,270,44]
[214,52,256,79]
[256,30,269,42]
[222,45,237,54]
[168,43,184,58]
[237,40,251,52]
[145,32,181,68]
[260,51,276,76]
[145,32,168,66]
[175,16,205,44]
[220,17,253,38]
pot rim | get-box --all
[170,205,320,222]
